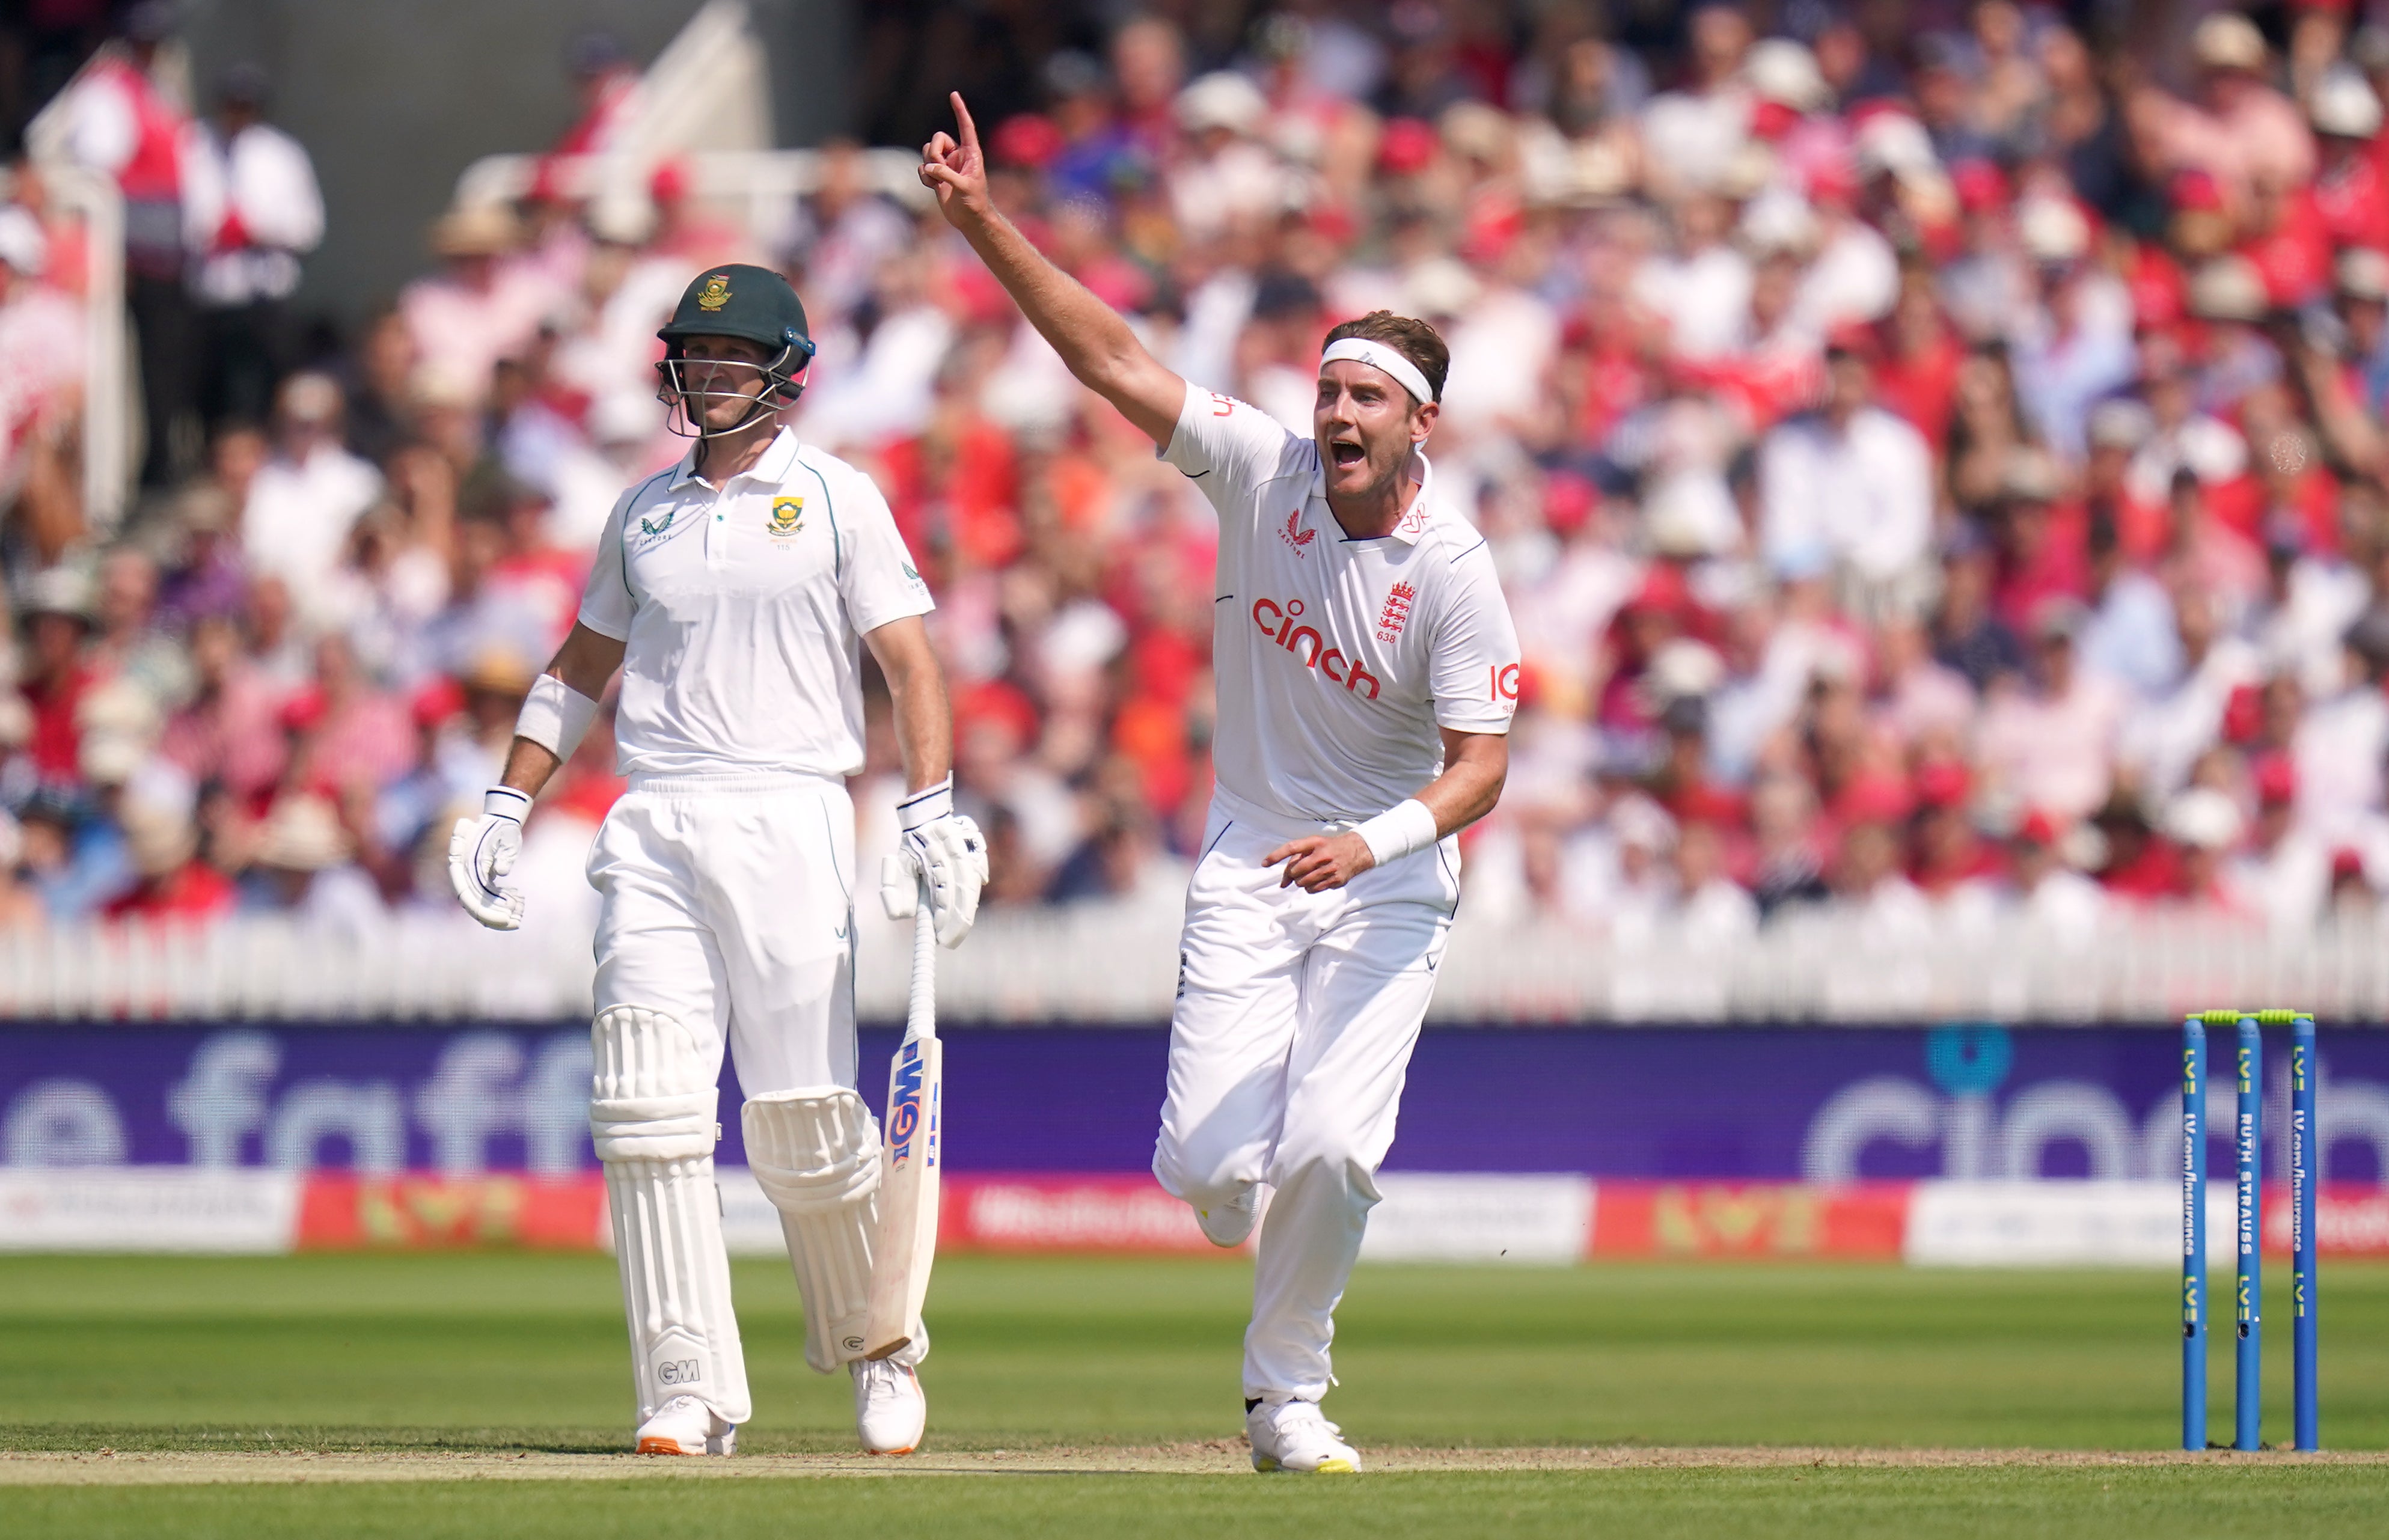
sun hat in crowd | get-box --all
[2312,65,2384,139]
[20,565,96,626]
[2165,787,2244,851]
[254,795,353,873]
[1175,72,1267,138]
[2192,13,2267,73]
[2188,255,2268,322]
[2336,246,2389,302]
[430,203,519,258]
[1746,38,1830,112]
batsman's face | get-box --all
[1314,360,1436,501]
[673,334,778,430]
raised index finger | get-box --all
[950,91,980,152]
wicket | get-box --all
[2181,1009,2320,1452]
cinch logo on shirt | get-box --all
[1252,597,1380,699]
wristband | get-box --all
[1355,798,1438,867]
[485,786,532,823]
[896,777,953,832]
[514,673,599,760]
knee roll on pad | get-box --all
[590,1005,718,1161]
[744,1088,883,1372]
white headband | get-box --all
[1320,337,1436,405]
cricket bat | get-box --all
[863,869,941,1360]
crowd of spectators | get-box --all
[11,2,2389,946]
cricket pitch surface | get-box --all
[8,1443,2389,1485]
[7,1253,2385,1536]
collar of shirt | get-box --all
[1308,444,1436,544]
[668,426,802,493]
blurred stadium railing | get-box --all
[11,911,2389,1023]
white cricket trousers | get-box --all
[589,772,860,1095]
[584,770,860,1425]
[1151,795,1459,1404]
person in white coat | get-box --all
[181,64,323,429]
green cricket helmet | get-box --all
[653,263,817,436]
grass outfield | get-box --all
[2,1253,2384,1536]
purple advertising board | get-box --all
[2,1022,2386,1184]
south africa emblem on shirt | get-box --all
[768,496,804,537]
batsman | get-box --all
[447,264,986,1457]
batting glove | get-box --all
[882,778,987,947]
[447,786,530,930]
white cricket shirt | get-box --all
[577,428,934,779]
[1163,385,1520,828]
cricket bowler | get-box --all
[447,263,986,1457]
[922,96,1517,1473]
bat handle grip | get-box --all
[906,874,937,1043]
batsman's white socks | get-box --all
[852,1358,927,1455]
[744,1087,890,1373]
[635,1394,737,1456]
[1246,1398,1360,1474]
[591,1005,750,1427]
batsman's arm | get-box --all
[495,622,627,798]
[866,613,986,946]
[863,616,952,796]
[920,92,1184,448]
[448,622,625,930]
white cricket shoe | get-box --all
[1246,1398,1360,1474]
[1196,1186,1258,1247]
[634,1394,736,1456]
[853,1358,927,1455]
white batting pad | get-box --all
[591,1006,748,1426]
[743,1087,904,1371]
[589,1004,718,1161]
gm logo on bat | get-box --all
[889,1045,926,1166]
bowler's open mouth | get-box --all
[1329,439,1365,469]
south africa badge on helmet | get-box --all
[697,273,732,311]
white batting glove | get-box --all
[447,787,530,930]
[884,778,987,947]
